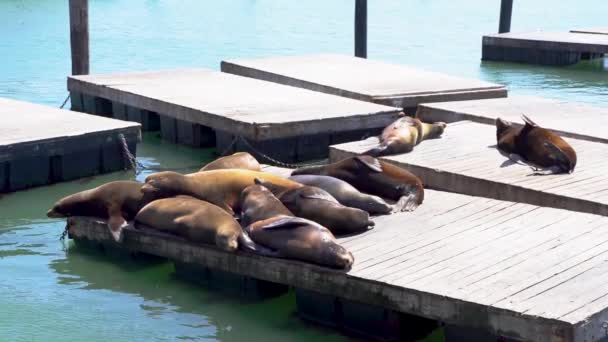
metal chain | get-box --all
[235,135,327,169]
[118,133,144,174]
[60,93,71,109]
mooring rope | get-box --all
[118,133,145,175]
[59,93,71,109]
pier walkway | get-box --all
[67,68,399,162]
[416,95,608,143]
[0,98,140,192]
[221,54,507,112]
[482,31,608,65]
[331,120,608,216]
[68,185,608,342]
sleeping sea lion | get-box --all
[288,175,392,214]
[134,196,252,252]
[364,117,446,157]
[496,115,577,174]
[292,155,424,212]
[141,169,301,215]
[46,181,154,242]
[200,152,261,172]
[239,184,294,227]
[255,179,374,235]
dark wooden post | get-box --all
[69,0,89,75]
[354,0,367,58]
[498,0,513,33]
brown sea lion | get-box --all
[496,115,577,174]
[364,117,446,157]
[245,215,354,269]
[291,156,424,212]
[239,184,294,227]
[200,152,261,172]
[134,196,250,252]
[255,179,374,235]
[288,175,392,214]
[141,169,301,215]
[46,181,154,242]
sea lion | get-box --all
[141,169,301,215]
[46,181,154,242]
[288,175,392,214]
[134,196,250,252]
[200,152,261,172]
[496,115,577,174]
[245,215,354,269]
[254,179,374,235]
[364,117,446,157]
[292,155,424,212]
[239,184,294,227]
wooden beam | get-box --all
[69,0,89,75]
[354,0,367,58]
[498,0,513,33]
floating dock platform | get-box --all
[67,68,400,162]
[221,54,508,113]
[332,120,608,216]
[482,31,608,65]
[0,98,140,192]
[67,185,608,342]
[416,95,608,143]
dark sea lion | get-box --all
[200,152,261,172]
[141,169,301,215]
[288,175,392,214]
[245,215,354,269]
[239,184,294,227]
[364,117,446,157]
[134,196,246,252]
[496,115,577,174]
[46,181,154,242]
[255,179,374,235]
[291,156,424,212]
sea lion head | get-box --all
[215,232,239,252]
[46,191,90,218]
[322,242,355,270]
[141,171,187,198]
[426,121,447,139]
[495,117,512,139]
[253,178,289,197]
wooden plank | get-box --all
[67,68,401,141]
[330,120,608,217]
[416,96,608,144]
[221,54,507,109]
[483,31,608,54]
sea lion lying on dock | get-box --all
[254,179,374,235]
[288,175,392,214]
[46,181,154,242]
[200,152,261,172]
[496,115,577,174]
[134,196,250,252]
[292,156,424,212]
[363,116,446,157]
[141,169,301,215]
[240,184,354,269]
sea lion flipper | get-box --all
[362,144,388,158]
[521,114,538,127]
[237,231,280,257]
[107,214,128,243]
[257,216,311,230]
[354,155,383,172]
[300,190,338,203]
[542,141,573,173]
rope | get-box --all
[118,133,144,174]
[60,93,71,109]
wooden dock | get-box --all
[67,185,608,342]
[571,27,608,35]
[331,120,608,217]
[482,31,608,65]
[67,68,400,162]
[416,95,608,143]
[221,54,508,113]
[0,98,140,192]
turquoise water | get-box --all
[1,0,607,341]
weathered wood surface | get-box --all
[483,31,608,53]
[68,185,608,341]
[67,68,400,140]
[571,27,608,35]
[68,0,89,75]
[331,120,608,217]
[416,95,608,143]
[221,54,507,110]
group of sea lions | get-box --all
[47,152,426,269]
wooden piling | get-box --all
[498,0,513,33]
[354,0,367,58]
[69,0,89,75]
